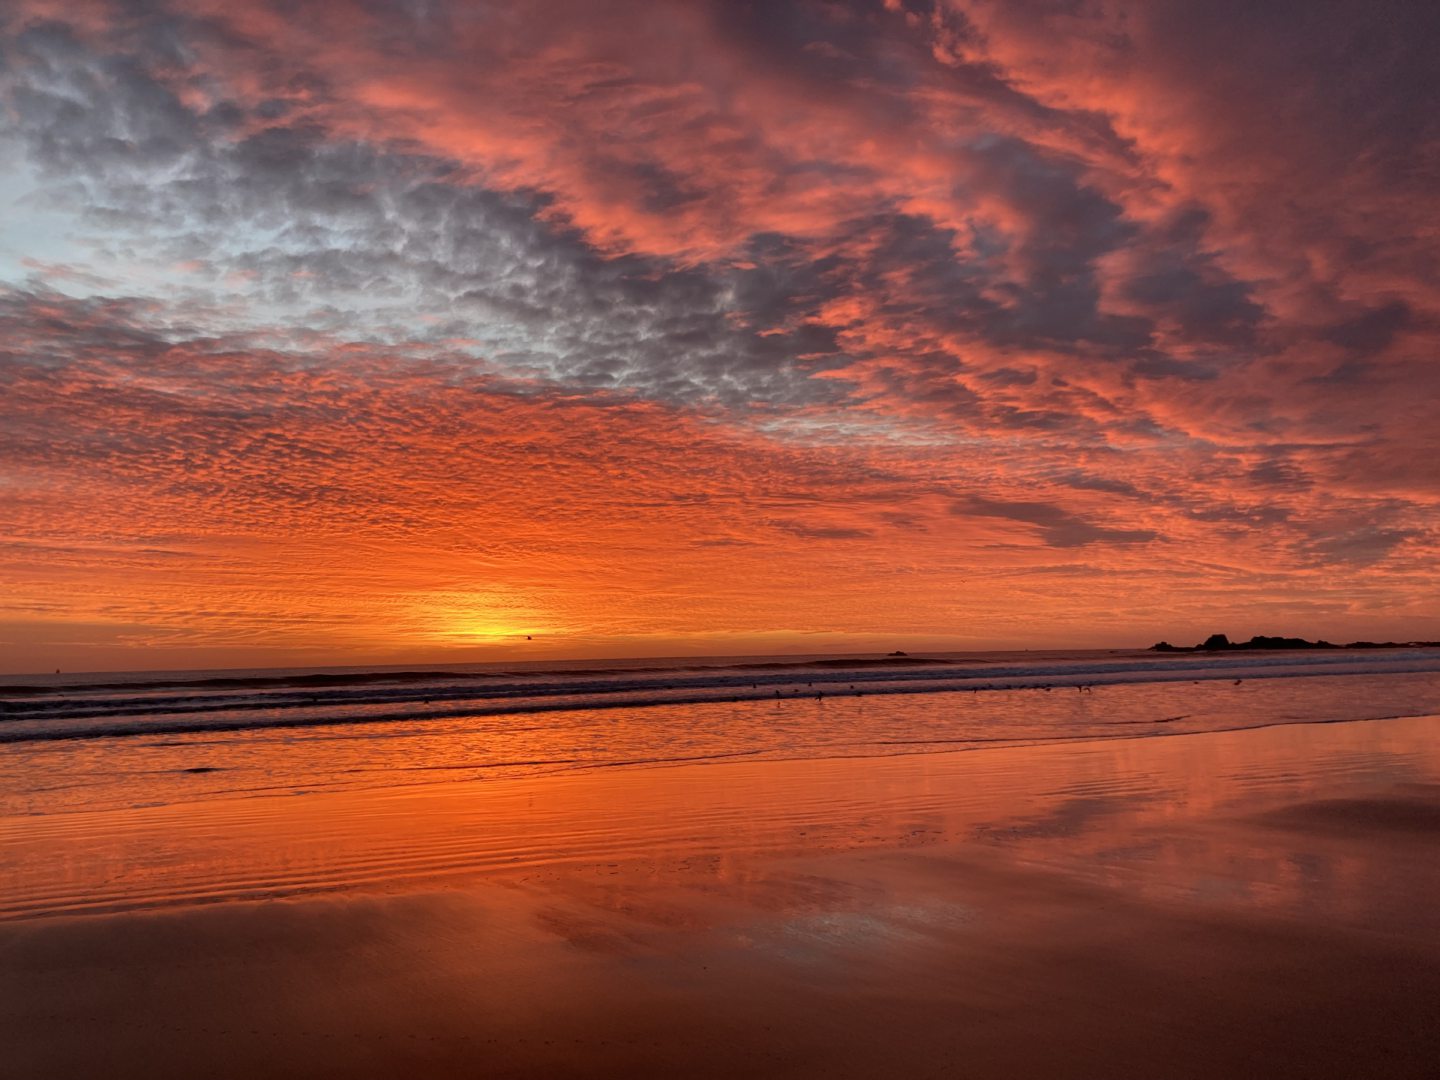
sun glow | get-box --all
[413,590,558,645]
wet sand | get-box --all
[3,715,1439,1078]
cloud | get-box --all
[0,0,1267,424]
[1304,525,1419,569]
[952,496,1157,549]
[1,1,1439,661]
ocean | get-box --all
[4,648,1439,817]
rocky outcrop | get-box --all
[1149,634,1440,652]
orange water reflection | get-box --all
[3,715,1437,929]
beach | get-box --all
[3,708,1438,1079]
[5,0,1436,1074]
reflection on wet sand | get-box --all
[4,713,1437,923]
[2,716,1438,1078]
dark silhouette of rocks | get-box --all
[1343,640,1440,649]
[1149,633,1440,653]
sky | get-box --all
[1,0,1438,673]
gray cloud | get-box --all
[771,520,875,541]
[0,4,1277,430]
[952,496,1158,548]
[1,22,856,407]
[0,0,1435,506]
[1304,525,1419,568]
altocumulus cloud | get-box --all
[1,0,1438,662]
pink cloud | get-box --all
[1,2,1437,664]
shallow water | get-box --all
[6,649,1440,744]
[2,706,1437,922]
[1,649,1438,816]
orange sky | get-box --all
[1,0,1437,672]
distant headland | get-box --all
[1150,633,1440,652]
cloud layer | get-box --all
[1,0,1436,668]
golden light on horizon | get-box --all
[413,590,561,646]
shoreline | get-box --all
[7,647,1438,749]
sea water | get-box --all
[4,648,1439,816]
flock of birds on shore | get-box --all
[745,677,1244,701]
